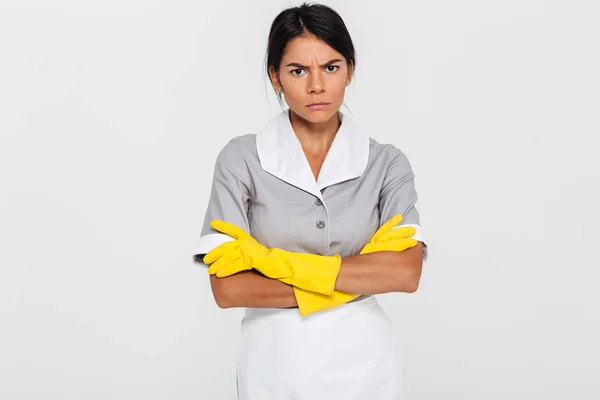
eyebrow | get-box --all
[285,59,344,69]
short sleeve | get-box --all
[378,147,428,259]
[193,140,252,264]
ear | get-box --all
[346,61,354,86]
[268,65,281,90]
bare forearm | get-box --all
[210,270,297,309]
[334,243,424,295]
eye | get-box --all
[326,65,340,73]
[291,68,305,76]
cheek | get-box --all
[331,85,346,102]
[281,78,304,101]
[327,74,348,95]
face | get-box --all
[269,34,353,125]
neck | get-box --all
[288,110,341,155]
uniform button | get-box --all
[315,198,322,206]
[316,220,325,229]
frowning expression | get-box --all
[269,33,353,124]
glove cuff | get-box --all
[294,286,360,316]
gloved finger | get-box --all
[215,256,252,278]
[375,226,416,243]
[359,242,377,255]
[203,240,240,265]
[379,238,418,252]
[210,220,251,241]
[371,214,404,243]
[207,248,244,275]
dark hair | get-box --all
[265,2,356,107]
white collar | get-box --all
[256,109,370,200]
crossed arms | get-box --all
[209,242,424,309]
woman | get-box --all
[195,3,427,399]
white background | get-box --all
[1,0,599,399]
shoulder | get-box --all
[210,134,259,187]
[215,133,257,166]
[368,137,413,170]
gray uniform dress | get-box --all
[196,109,426,400]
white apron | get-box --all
[236,296,407,400]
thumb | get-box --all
[210,220,251,240]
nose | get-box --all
[307,71,325,94]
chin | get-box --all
[293,108,339,125]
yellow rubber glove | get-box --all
[293,214,418,316]
[203,225,270,277]
[203,220,341,296]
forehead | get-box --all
[281,34,343,62]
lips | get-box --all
[306,102,330,111]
